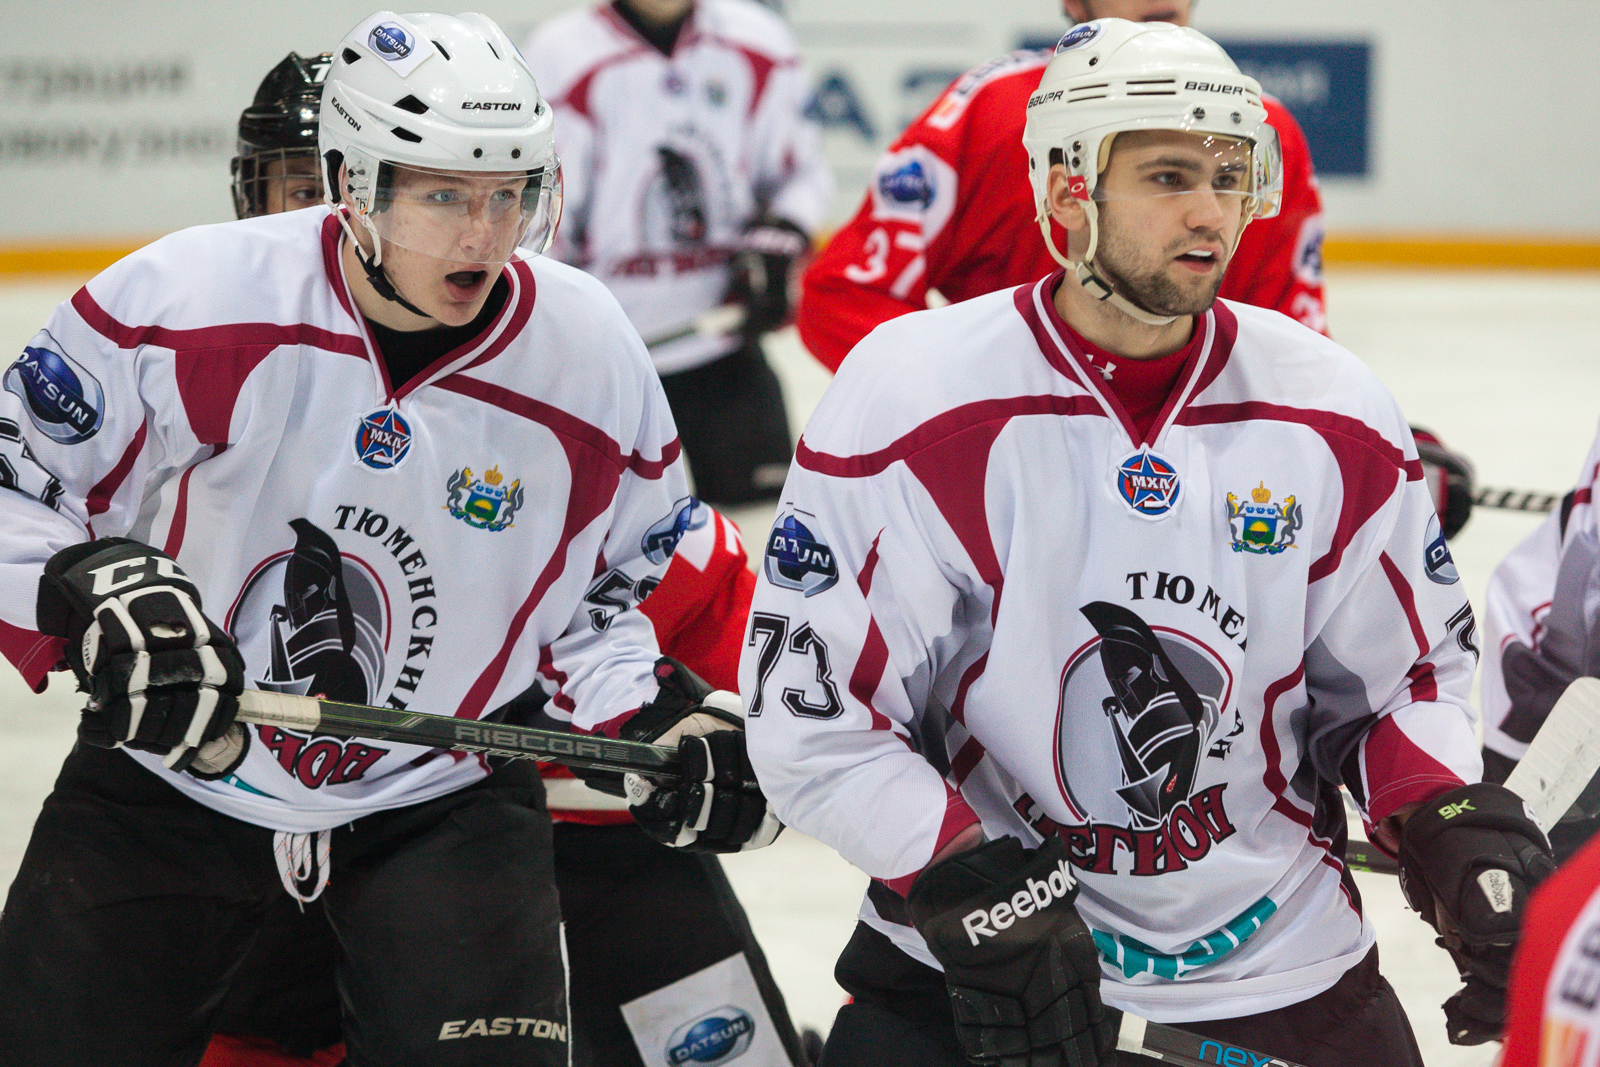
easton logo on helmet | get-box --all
[665,1007,756,1066]
[369,23,413,59]
[4,335,104,444]
[462,101,523,111]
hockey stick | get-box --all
[1117,1012,1309,1067]
[1474,486,1562,515]
[642,303,746,349]
[1339,676,1600,878]
[234,689,684,779]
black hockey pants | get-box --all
[818,923,1425,1067]
[0,742,568,1067]
[659,339,793,507]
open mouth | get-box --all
[1175,250,1219,271]
[445,269,488,297]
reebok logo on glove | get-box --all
[1477,869,1514,914]
[960,856,1076,945]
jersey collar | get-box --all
[319,211,539,403]
[1017,269,1236,449]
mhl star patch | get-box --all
[1116,450,1181,517]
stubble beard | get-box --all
[1092,216,1229,320]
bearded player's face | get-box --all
[1090,129,1250,319]
[1062,0,1192,26]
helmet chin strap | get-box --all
[1037,202,1180,329]
[335,208,435,323]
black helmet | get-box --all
[231,52,333,219]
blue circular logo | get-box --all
[3,339,104,444]
[354,407,413,470]
[1423,514,1459,584]
[369,24,413,59]
[1056,24,1101,53]
[667,1009,755,1065]
[1116,451,1181,516]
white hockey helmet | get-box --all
[1022,20,1281,324]
[319,11,561,272]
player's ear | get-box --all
[1046,164,1089,237]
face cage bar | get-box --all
[232,147,324,220]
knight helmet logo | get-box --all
[1056,603,1235,833]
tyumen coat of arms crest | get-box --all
[445,465,524,531]
[1226,482,1301,554]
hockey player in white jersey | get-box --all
[742,19,1552,1067]
[0,11,775,1065]
[522,0,832,506]
[1481,419,1600,861]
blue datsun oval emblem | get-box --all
[353,407,412,470]
[1056,24,1101,52]
[764,513,838,597]
[879,158,933,208]
[643,496,708,565]
[666,1006,756,1066]
[1116,451,1181,517]
[1424,514,1459,584]
[445,465,524,532]
[4,335,104,444]
[368,23,413,59]
[1226,481,1303,555]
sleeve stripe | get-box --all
[70,286,365,358]
[85,420,148,525]
[880,790,983,898]
[1258,663,1306,802]
[0,619,62,692]
[1378,551,1430,658]
[795,394,1103,479]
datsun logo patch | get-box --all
[369,23,413,59]
[643,496,708,565]
[665,1006,756,1066]
[764,513,838,597]
[4,333,104,444]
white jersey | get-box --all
[741,275,1481,1022]
[523,0,832,375]
[0,206,689,832]
[1482,420,1600,760]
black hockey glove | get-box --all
[37,538,248,777]
[1411,426,1475,540]
[619,657,782,853]
[907,835,1116,1067]
[727,214,810,339]
[1398,782,1556,1045]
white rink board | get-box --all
[6,267,1600,1064]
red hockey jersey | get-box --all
[798,49,1326,373]
[1502,831,1600,1066]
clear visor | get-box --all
[1078,128,1283,221]
[365,162,562,265]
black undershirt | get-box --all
[612,0,691,55]
[366,275,510,393]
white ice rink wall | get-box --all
[1,0,1599,247]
